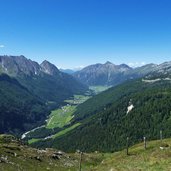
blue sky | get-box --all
[0,0,171,69]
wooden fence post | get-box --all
[144,136,146,150]
[126,137,129,155]
[160,130,163,143]
[160,130,163,147]
[79,151,83,171]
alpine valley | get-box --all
[0,55,87,135]
[1,56,171,170]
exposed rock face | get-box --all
[0,55,41,76]
[0,56,61,77]
[40,60,60,76]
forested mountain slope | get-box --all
[33,74,171,152]
[0,74,48,134]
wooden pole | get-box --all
[79,152,83,171]
[160,130,163,144]
[144,137,146,150]
[126,137,129,155]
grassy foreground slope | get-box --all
[1,134,171,171]
[93,138,171,171]
[0,134,104,171]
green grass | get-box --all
[45,94,89,138]
[28,138,41,144]
[65,94,91,105]
[28,123,81,145]
[0,134,107,171]
[0,134,102,171]
[93,138,171,171]
[74,94,90,100]
[27,94,91,145]
[46,105,76,129]
[89,86,111,94]
[52,123,81,139]
[46,94,91,129]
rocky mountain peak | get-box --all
[40,60,59,75]
[118,64,132,72]
[0,56,61,76]
[0,55,41,76]
[104,61,113,65]
[119,64,131,69]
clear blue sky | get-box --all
[0,0,171,69]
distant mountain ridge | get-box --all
[73,61,133,86]
[73,61,171,86]
[59,69,75,74]
[0,55,60,77]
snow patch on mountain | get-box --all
[127,104,134,114]
[127,100,134,114]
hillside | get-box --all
[0,74,48,135]
[93,138,171,171]
[31,73,171,153]
[1,134,171,171]
[0,134,104,171]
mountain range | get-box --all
[59,69,76,74]
[73,61,159,86]
[58,61,171,87]
[0,55,87,103]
